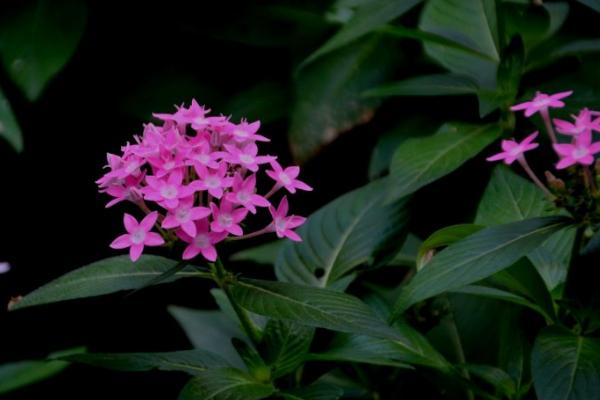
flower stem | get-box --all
[540,108,558,144]
[212,258,262,345]
[264,184,281,200]
[227,227,271,241]
[517,157,554,198]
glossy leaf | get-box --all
[419,0,499,88]
[0,0,87,100]
[387,122,501,202]
[276,178,409,288]
[476,165,574,290]
[59,349,228,375]
[416,224,484,270]
[301,0,422,67]
[168,306,245,368]
[532,327,600,400]
[11,256,207,310]
[390,217,570,319]
[281,383,344,400]
[261,319,314,378]
[179,367,275,400]
[364,73,478,97]
[0,86,23,151]
[289,35,398,162]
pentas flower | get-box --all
[98,100,310,262]
[110,212,165,261]
[269,196,306,242]
[553,108,600,136]
[510,91,572,117]
[554,131,600,169]
[486,132,539,165]
[266,160,313,194]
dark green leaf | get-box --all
[281,383,344,400]
[59,349,228,375]
[390,217,570,319]
[224,81,289,124]
[230,241,283,265]
[364,73,478,97]
[261,319,314,378]
[532,327,600,400]
[11,256,207,310]
[301,0,422,67]
[387,122,501,202]
[0,0,87,100]
[417,224,484,270]
[476,165,574,290]
[179,367,275,400]
[231,339,270,381]
[419,0,499,88]
[0,86,23,151]
[276,178,409,288]
[290,35,398,162]
[168,306,245,368]
[578,0,600,13]
[464,364,516,398]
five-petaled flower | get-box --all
[486,131,539,165]
[269,196,306,242]
[110,212,165,261]
[266,160,313,194]
[510,91,572,117]
[554,132,600,169]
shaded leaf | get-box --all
[464,364,516,398]
[0,86,23,151]
[179,367,275,400]
[11,256,206,310]
[261,319,314,378]
[387,122,501,202]
[276,178,409,288]
[281,383,344,400]
[230,241,283,265]
[364,73,478,97]
[417,224,484,270]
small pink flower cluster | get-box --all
[97,100,311,262]
[487,91,600,195]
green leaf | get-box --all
[390,216,570,319]
[281,383,344,400]
[463,364,516,398]
[230,241,283,265]
[527,39,600,71]
[232,339,271,382]
[261,319,314,378]
[179,367,275,400]
[276,178,409,288]
[0,86,23,151]
[578,0,600,13]
[224,81,289,124]
[300,0,422,67]
[0,0,87,100]
[364,73,478,97]
[168,306,246,368]
[532,327,600,400]
[11,256,207,310]
[417,224,484,270]
[290,35,398,162]
[419,0,499,88]
[387,122,501,202]
[0,347,83,394]
[476,165,574,290]
[58,349,229,375]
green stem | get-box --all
[212,258,263,345]
[443,297,474,400]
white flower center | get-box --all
[236,191,250,203]
[196,154,209,164]
[573,147,589,159]
[194,116,208,126]
[233,129,248,138]
[176,208,191,223]
[125,160,140,174]
[194,234,210,249]
[160,184,179,199]
[239,154,254,164]
[275,218,287,232]
[205,176,220,188]
[279,173,291,185]
[533,96,550,108]
[218,213,233,227]
[131,229,146,244]
[508,146,523,157]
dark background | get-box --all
[0,0,598,398]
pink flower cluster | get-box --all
[487,91,600,195]
[97,100,311,262]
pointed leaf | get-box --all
[391,217,570,319]
[387,122,501,202]
[532,327,600,400]
[276,178,409,288]
[11,256,207,310]
[179,367,275,400]
[364,73,478,97]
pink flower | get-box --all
[185,141,222,169]
[110,212,165,261]
[268,196,305,242]
[177,219,227,261]
[193,162,234,198]
[224,174,270,214]
[553,131,600,169]
[143,169,195,209]
[230,120,269,143]
[486,131,539,165]
[266,160,313,193]
[224,143,275,172]
[511,91,573,117]
[553,108,600,136]
[210,200,248,236]
[162,197,211,237]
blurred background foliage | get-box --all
[1,0,600,398]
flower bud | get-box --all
[545,171,565,191]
